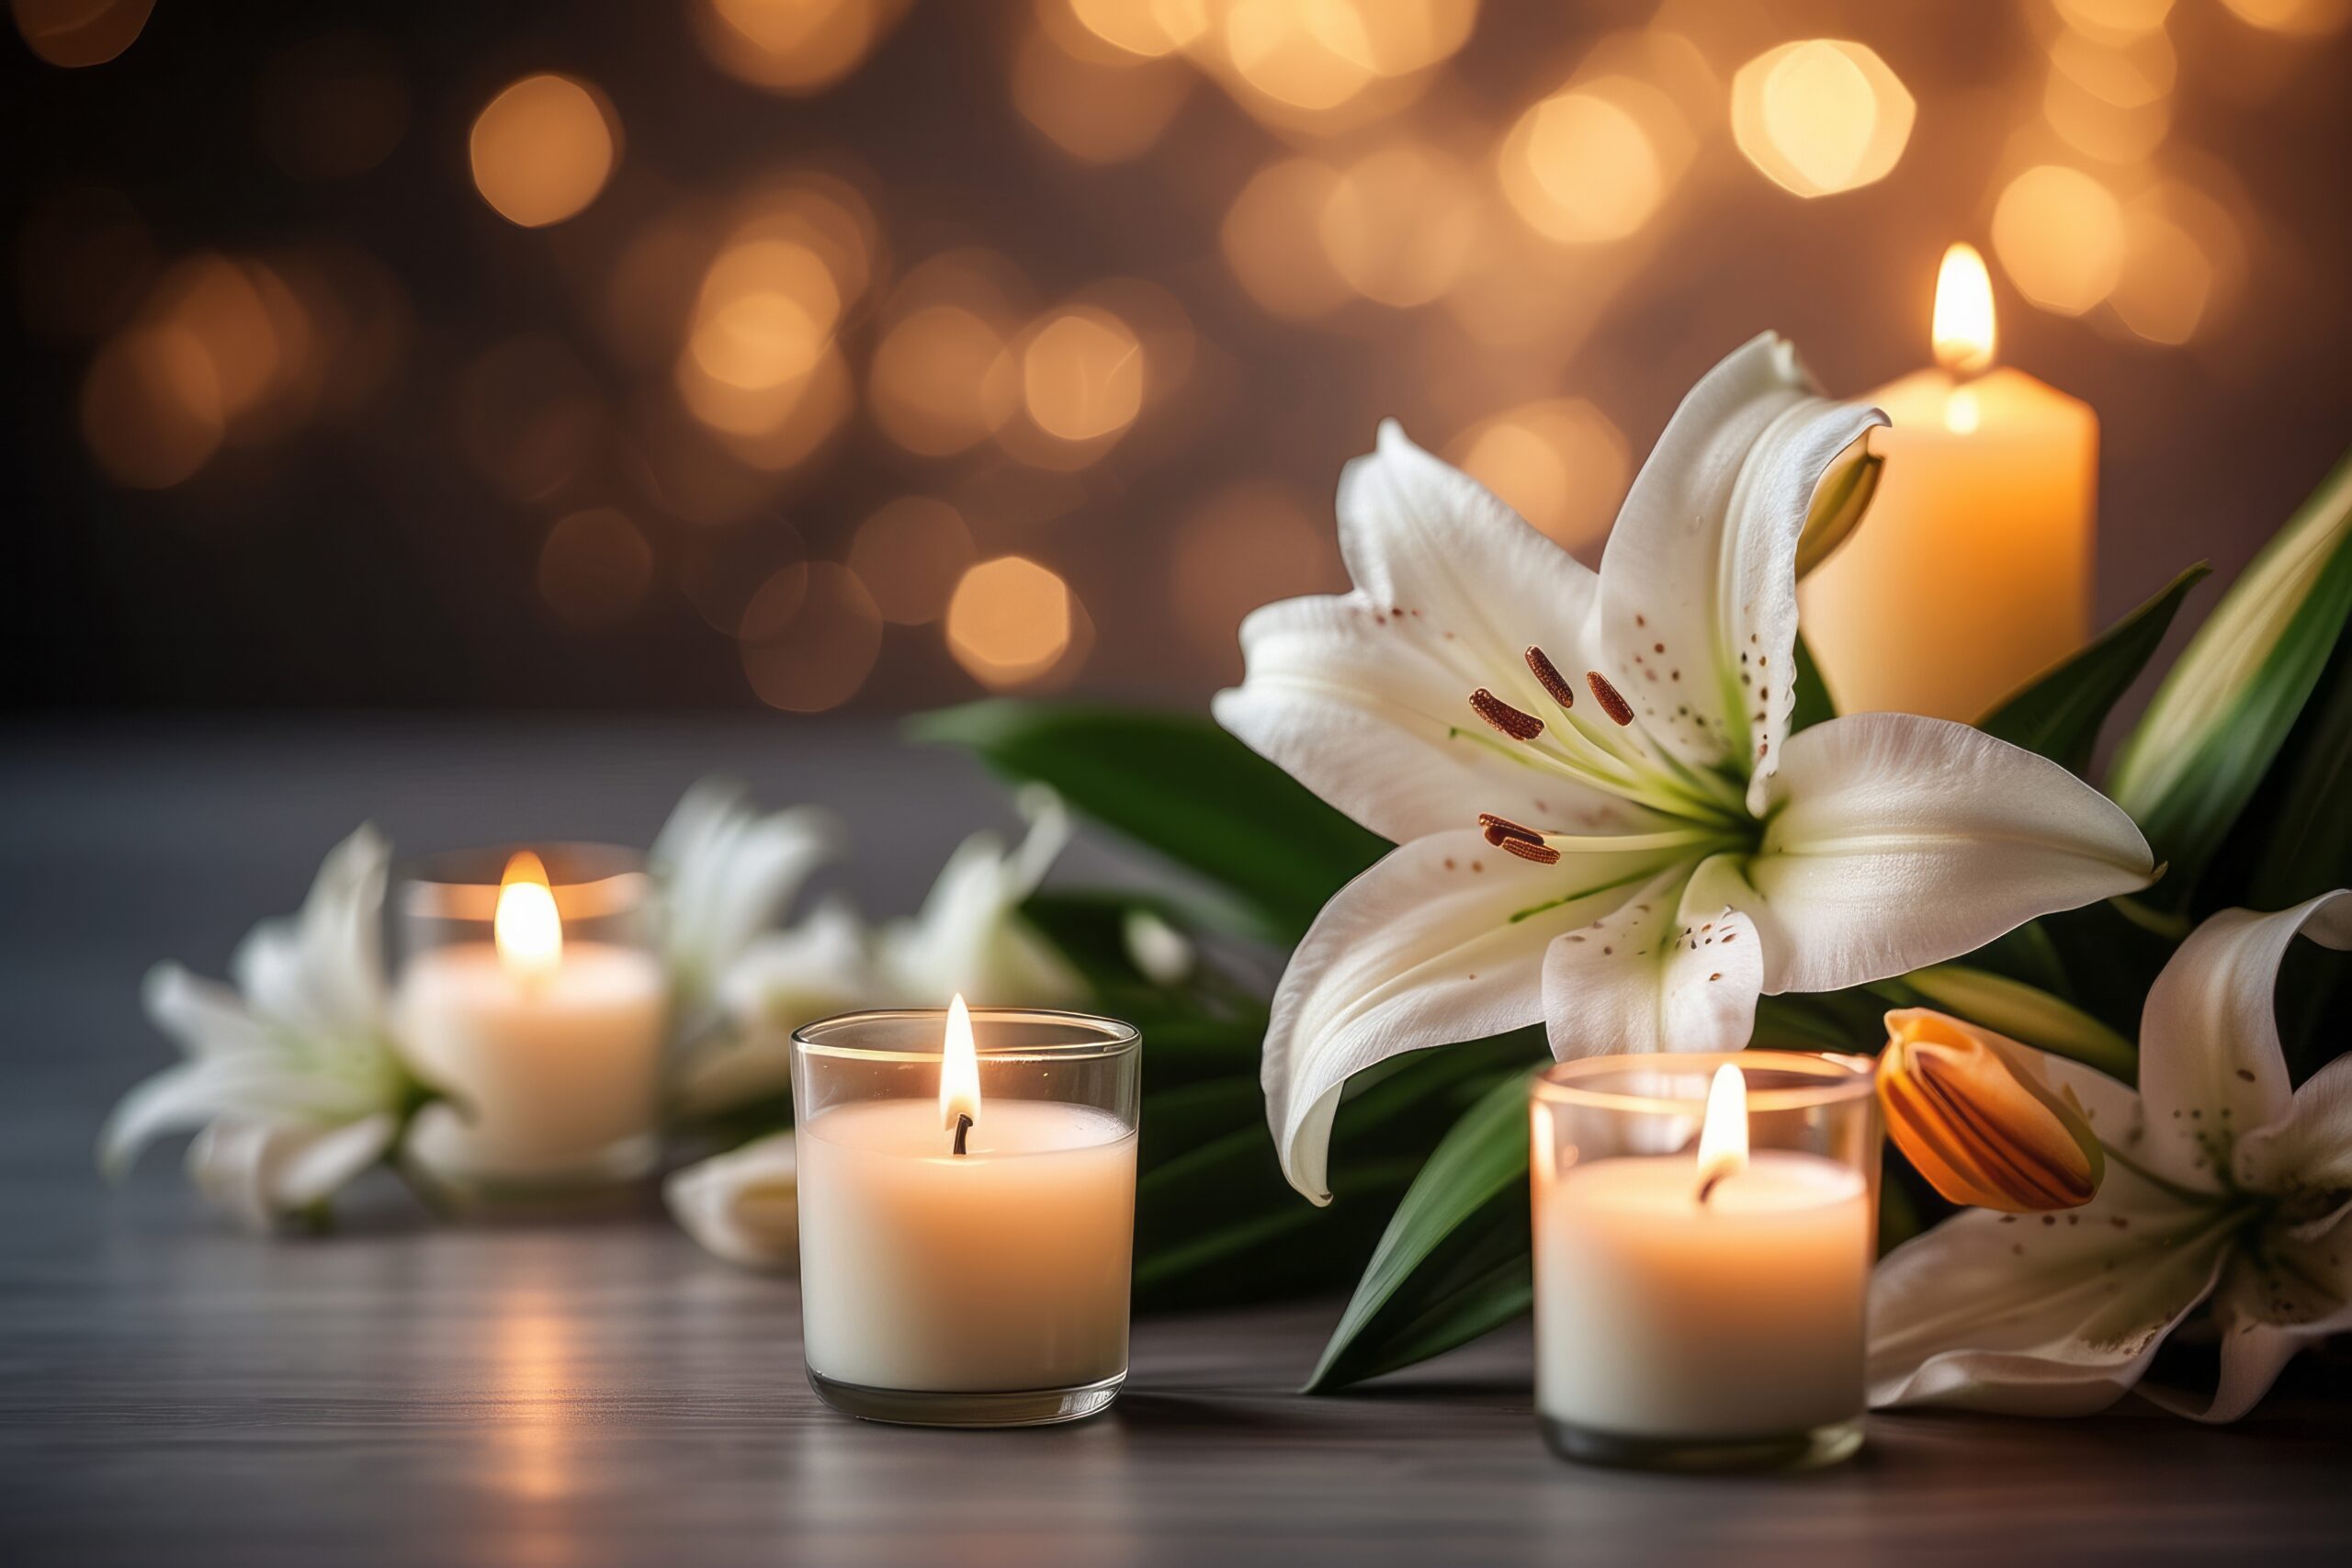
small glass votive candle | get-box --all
[394,844,669,1202]
[789,1004,1140,1428]
[1529,1051,1878,1472]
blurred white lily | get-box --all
[664,1131,801,1270]
[672,785,1084,1119]
[99,827,418,1228]
[650,777,836,1024]
[1215,334,2156,1202]
[1870,891,2352,1421]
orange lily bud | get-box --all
[1877,1008,2105,1213]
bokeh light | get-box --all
[946,556,1075,687]
[2042,36,2173,164]
[12,0,153,67]
[1221,157,1351,319]
[1319,143,1479,306]
[1018,307,1146,446]
[469,74,618,228]
[2053,0,2175,41]
[1170,480,1343,669]
[1063,0,1209,59]
[695,0,908,94]
[687,239,842,390]
[2220,0,2352,34]
[680,519,808,636]
[1446,399,1629,554]
[869,254,1025,457]
[1730,40,1915,198]
[740,562,883,711]
[254,30,411,181]
[537,508,655,628]
[1013,21,1193,162]
[1991,164,2124,314]
[847,497,975,625]
[1498,84,1669,244]
[79,325,224,489]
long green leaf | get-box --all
[2109,451,2352,903]
[911,701,1385,942]
[1790,634,1836,735]
[1884,964,2137,1080]
[1306,1066,1535,1392]
[1978,565,2210,774]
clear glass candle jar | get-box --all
[394,843,668,1202]
[790,1007,1141,1428]
[1530,1051,1878,1472]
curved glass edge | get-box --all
[1532,1049,1875,1115]
[791,1006,1142,1065]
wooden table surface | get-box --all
[5,719,2348,1567]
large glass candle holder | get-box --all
[1530,1052,1877,1472]
[790,1004,1140,1428]
[394,844,668,1202]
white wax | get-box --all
[797,1099,1136,1393]
[1534,1151,1870,1439]
[396,942,667,1175]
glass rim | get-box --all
[398,841,650,921]
[1532,1050,1874,1115]
[791,1006,1141,1064]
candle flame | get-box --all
[940,992,980,1137]
[1931,243,1996,376]
[494,851,563,981]
[1693,1063,1748,1202]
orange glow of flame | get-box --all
[494,852,563,982]
[1932,243,1996,376]
[940,992,981,1136]
[1693,1063,1747,1201]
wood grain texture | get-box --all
[2,720,2348,1567]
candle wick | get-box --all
[952,1112,972,1157]
[1695,1168,1727,1207]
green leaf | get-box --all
[2248,627,2352,912]
[911,701,1385,942]
[1978,565,2211,774]
[1305,1066,1536,1392]
[2109,451,2352,904]
[1790,634,1836,735]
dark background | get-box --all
[7,0,2350,713]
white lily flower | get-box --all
[674,787,1085,1121]
[99,827,414,1227]
[871,784,1085,1006]
[650,777,837,1021]
[664,1131,801,1270]
[1869,891,2352,1422]
[1214,334,2156,1202]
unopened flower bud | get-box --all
[1877,1008,2104,1213]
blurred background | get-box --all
[6,0,2349,714]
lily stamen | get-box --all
[1468,689,1544,742]
[1497,837,1562,865]
[1587,671,1635,727]
[1477,812,1545,848]
[1525,647,1577,710]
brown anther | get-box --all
[1524,646,1576,709]
[1497,837,1561,865]
[1469,688,1544,741]
[1586,671,1634,726]
[1476,811,1545,848]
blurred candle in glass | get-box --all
[397,848,668,1195]
[1801,243,2097,721]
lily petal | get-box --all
[665,1132,801,1270]
[231,825,390,1036]
[141,963,273,1062]
[1216,421,1624,843]
[1264,829,1662,1202]
[1751,714,2154,994]
[270,1111,398,1212]
[1867,1156,2235,1416]
[97,1058,317,1179]
[875,788,1084,1006]
[654,778,837,1000]
[2143,1207,2352,1423]
[1594,333,1885,806]
[2136,891,2352,1192]
[1540,860,1762,1058]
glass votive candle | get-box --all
[789,1004,1140,1428]
[394,844,669,1201]
[1529,1051,1878,1472]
